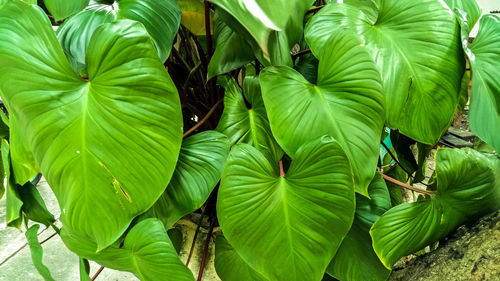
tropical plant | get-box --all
[0,0,499,280]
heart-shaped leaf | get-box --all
[260,30,385,196]
[371,148,500,268]
[61,218,195,281]
[0,1,183,250]
[327,173,391,281]
[216,76,282,164]
[44,0,89,21]
[457,12,500,153]
[217,136,355,281]
[306,0,464,145]
[152,131,230,228]
[214,235,267,281]
[57,0,181,66]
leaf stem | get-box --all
[279,160,285,178]
[197,218,216,281]
[183,99,222,138]
[380,173,434,196]
[90,266,104,281]
[186,207,206,266]
[292,49,312,60]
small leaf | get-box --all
[61,218,195,281]
[26,224,55,281]
[216,77,283,164]
[44,0,89,21]
[152,131,229,228]
[217,137,355,281]
[167,228,183,254]
[1,139,23,228]
[327,173,391,281]
[19,181,55,227]
[79,257,91,281]
[371,148,500,268]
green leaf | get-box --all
[0,1,183,250]
[217,77,283,164]
[306,0,465,145]
[457,70,471,112]
[178,0,213,36]
[214,235,267,281]
[327,173,391,281]
[207,10,254,79]
[79,257,91,281]
[10,115,39,185]
[19,181,55,227]
[44,0,89,21]
[61,218,194,281]
[458,13,500,153]
[260,31,385,196]
[1,139,23,228]
[56,0,181,65]
[167,228,183,254]
[217,137,355,281]
[152,131,229,228]
[371,148,500,268]
[445,0,482,28]
[26,224,56,281]
[390,130,418,175]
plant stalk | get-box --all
[197,218,216,281]
[380,173,434,196]
[183,99,222,138]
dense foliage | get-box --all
[0,0,498,280]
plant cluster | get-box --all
[0,0,498,281]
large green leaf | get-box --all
[10,115,39,185]
[371,148,500,268]
[44,0,89,21]
[260,31,385,196]
[207,10,254,79]
[57,0,181,66]
[26,224,56,281]
[214,235,267,281]
[327,173,391,281]
[0,1,183,250]
[1,139,23,228]
[217,77,283,164]
[458,13,500,153]
[306,0,464,145]
[217,137,355,281]
[445,0,482,28]
[152,131,229,228]
[61,218,194,281]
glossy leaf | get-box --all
[0,1,183,250]
[327,173,391,281]
[61,218,194,281]
[152,131,229,228]
[459,13,500,153]
[1,139,23,228]
[445,0,482,28]
[56,0,181,65]
[214,235,267,281]
[207,10,254,79]
[217,137,355,281]
[390,131,418,175]
[371,148,500,268]
[19,181,55,227]
[260,31,385,196]
[26,224,55,281]
[217,77,283,164]
[44,0,89,21]
[306,0,464,145]
[10,115,39,185]
[178,0,212,35]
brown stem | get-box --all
[186,207,206,266]
[381,173,434,196]
[292,49,312,60]
[279,160,285,178]
[204,1,213,60]
[90,266,104,281]
[40,232,58,245]
[197,218,216,281]
[183,99,222,138]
